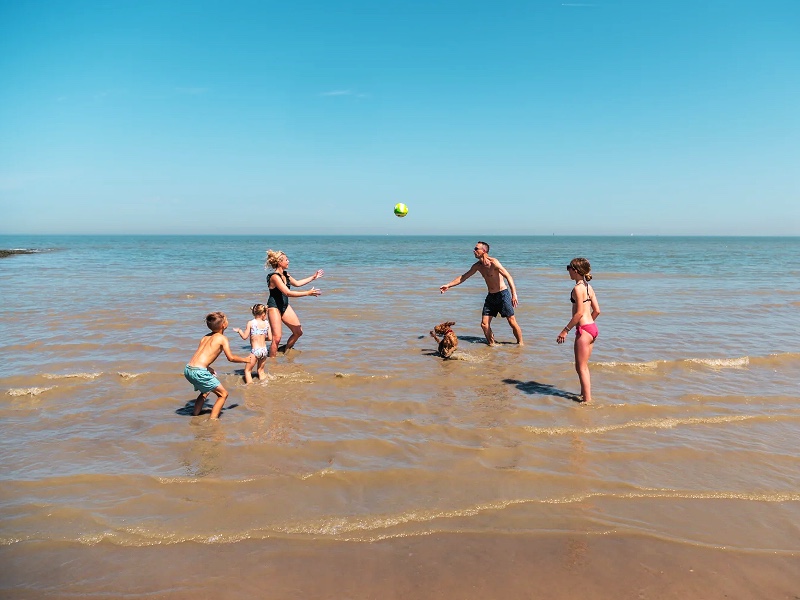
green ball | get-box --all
[394,203,408,217]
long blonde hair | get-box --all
[265,249,286,270]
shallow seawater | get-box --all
[1,235,799,596]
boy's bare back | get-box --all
[188,333,231,369]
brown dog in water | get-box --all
[430,321,458,358]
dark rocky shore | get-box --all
[0,249,41,258]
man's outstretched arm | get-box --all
[440,263,479,293]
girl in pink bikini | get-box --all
[557,258,601,403]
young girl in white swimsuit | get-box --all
[234,304,271,383]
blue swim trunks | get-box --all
[184,365,221,393]
[482,289,515,318]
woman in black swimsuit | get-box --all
[265,249,323,357]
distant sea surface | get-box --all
[2,235,799,598]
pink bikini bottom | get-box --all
[576,323,599,340]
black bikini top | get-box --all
[570,280,592,304]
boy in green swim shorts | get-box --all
[184,312,253,419]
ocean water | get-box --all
[1,235,799,597]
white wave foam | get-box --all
[595,360,660,371]
[524,414,759,435]
[334,373,391,379]
[541,488,800,505]
[449,352,487,363]
[597,356,751,371]
[43,372,102,380]
[300,467,337,480]
[7,386,56,397]
[274,486,800,538]
[0,536,26,545]
[269,372,314,384]
[684,357,749,369]
[17,485,800,547]
[118,372,143,380]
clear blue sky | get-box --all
[1,0,798,235]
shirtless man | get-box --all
[439,241,524,346]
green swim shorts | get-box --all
[184,365,221,393]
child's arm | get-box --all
[233,321,252,340]
[220,335,251,364]
[557,284,585,343]
[590,287,601,321]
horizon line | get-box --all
[1,233,798,238]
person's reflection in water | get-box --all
[182,420,227,478]
[472,384,514,430]
[566,412,591,571]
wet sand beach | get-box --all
[3,534,799,599]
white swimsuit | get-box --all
[251,347,269,359]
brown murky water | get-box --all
[2,236,799,597]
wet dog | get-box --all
[430,321,458,358]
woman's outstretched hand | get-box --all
[313,269,324,280]
[308,287,322,297]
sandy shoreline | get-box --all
[2,532,798,599]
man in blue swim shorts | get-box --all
[439,241,524,346]
[482,288,515,319]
